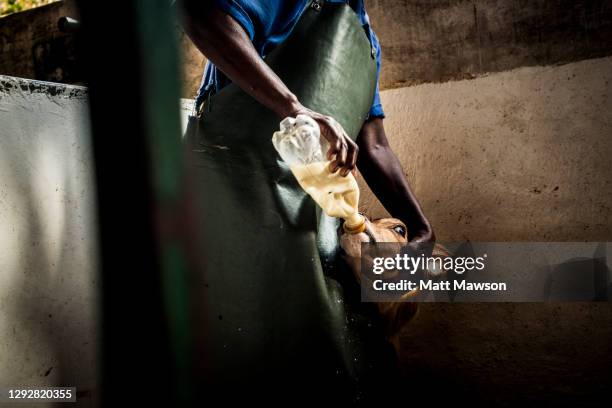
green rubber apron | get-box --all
[183,0,392,402]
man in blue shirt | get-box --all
[195,0,385,120]
[181,0,434,244]
[177,0,434,403]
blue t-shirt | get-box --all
[196,0,384,119]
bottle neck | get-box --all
[343,213,366,234]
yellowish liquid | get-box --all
[290,161,364,229]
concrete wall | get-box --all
[368,0,612,88]
[0,76,99,407]
[0,0,80,83]
[177,26,207,99]
[176,0,612,96]
[354,56,612,405]
[6,1,612,98]
[359,56,612,242]
[0,0,206,98]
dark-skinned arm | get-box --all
[357,117,435,243]
[178,0,357,175]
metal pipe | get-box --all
[58,16,81,33]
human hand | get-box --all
[289,105,358,177]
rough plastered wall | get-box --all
[0,76,99,407]
[0,0,79,83]
[177,0,612,96]
[354,56,612,405]
[0,0,206,98]
[367,0,612,88]
[3,0,612,97]
[359,56,612,241]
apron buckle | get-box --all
[311,0,322,11]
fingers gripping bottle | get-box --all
[272,114,366,234]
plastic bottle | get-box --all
[272,114,366,234]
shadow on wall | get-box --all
[354,56,612,406]
[0,76,99,407]
[0,0,206,98]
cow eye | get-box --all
[393,225,406,237]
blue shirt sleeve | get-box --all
[367,28,385,119]
[210,0,255,40]
[198,0,385,120]
[210,0,307,55]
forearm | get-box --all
[178,1,300,117]
[357,118,433,240]
[178,1,359,173]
